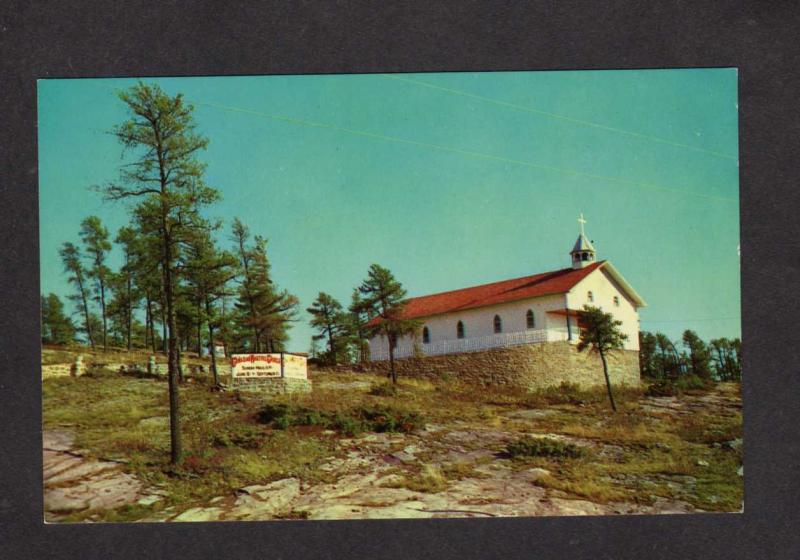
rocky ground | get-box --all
[43,431,165,520]
[44,382,741,522]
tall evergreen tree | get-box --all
[682,329,712,379]
[307,292,349,365]
[577,305,628,412]
[638,331,658,379]
[41,293,76,345]
[113,227,141,350]
[358,264,418,384]
[231,219,298,353]
[348,288,373,365]
[80,216,112,351]
[655,332,682,379]
[101,82,219,465]
[59,242,95,349]
[182,229,237,385]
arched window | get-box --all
[581,252,588,261]
[587,291,594,302]
[526,309,535,329]
[422,326,431,344]
[493,315,502,334]
[613,296,620,307]
[456,320,465,339]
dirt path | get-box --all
[43,431,164,521]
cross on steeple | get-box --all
[578,213,587,236]
[570,213,596,269]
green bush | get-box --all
[257,403,425,435]
[211,424,265,449]
[369,383,399,397]
[506,436,585,459]
[646,375,712,397]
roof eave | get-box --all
[598,261,647,307]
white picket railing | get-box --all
[370,327,580,361]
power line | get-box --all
[199,101,737,203]
[380,74,738,161]
[641,316,740,323]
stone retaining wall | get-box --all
[229,377,312,395]
[41,363,80,379]
[357,342,640,391]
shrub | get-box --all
[359,406,426,433]
[369,383,399,397]
[506,436,585,459]
[646,375,712,397]
[211,424,265,449]
[399,464,448,493]
[257,403,425,434]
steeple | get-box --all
[570,213,596,269]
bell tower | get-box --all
[570,213,596,269]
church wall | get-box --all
[367,293,568,358]
[359,341,641,391]
[567,268,641,350]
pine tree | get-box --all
[114,226,141,350]
[638,331,658,379]
[59,242,95,349]
[307,292,349,365]
[358,264,418,384]
[231,219,298,353]
[577,305,628,412]
[80,216,112,351]
[100,81,219,465]
[348,288,373,365]
[41,293,76,345]
[682,329,712,379]
[182,229,237,385]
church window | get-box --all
[457,320,465,339]
[613,296,620,307]
[422,326,431,344]
[493,315,502,333]
[526,309,535,329]
[587,291,594,302]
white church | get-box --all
[368,216,646,361]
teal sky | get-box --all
[38,69,740,351]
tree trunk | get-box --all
[327,324,336,366]
[599,349,617,412]
[388,333,397,384]
[76,273,95,349]
[206,297,219,386]
[99,275,108,351]
[196,297,202,356]
[161,232,182,465]
[145,294,153,352]
[126,260,132,351]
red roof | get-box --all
[369,261,604,324]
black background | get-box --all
[1,2,798,558]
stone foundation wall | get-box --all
[359,342,640,391]
[230,377,312,395]
[41,363,79,379]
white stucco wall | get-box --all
[368,293,571,358]
[567,267,641,351]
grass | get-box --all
[43,353,743,520]
[506,436,585,459]
[257,402,426,435]
[381,464,449,493]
